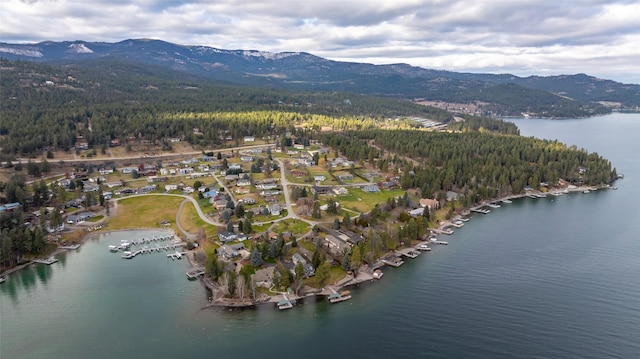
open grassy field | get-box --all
[336,188,405,213]
[270,219,311,236]
[108,195,184,231]
[178,202,219,238]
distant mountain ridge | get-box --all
[1,39,638,116]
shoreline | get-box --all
[3,184,614,308]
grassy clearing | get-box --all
[270,219,310,236]
[108,195,183,231]
[338,188,404,213]
[178,202,218,237]
[87,215,104,222]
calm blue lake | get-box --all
[2,113,639,358]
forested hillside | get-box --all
[0,58,451,156]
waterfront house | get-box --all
[218,245,239,259]
[419,198,439,211]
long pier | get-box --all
[121,243,185,259]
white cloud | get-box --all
[0,0,638,83]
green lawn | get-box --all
[270,219,310,236]
[179,202,218,237]
[338,188,405,213]
[108,195,184,231]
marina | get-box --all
[120,243,185,259]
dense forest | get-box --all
[0,58,451,155]
[321,129,615,202]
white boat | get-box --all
[0,276,6,284]
[121,251,135,259]
[417,244,431,251]
[501,199,513,204]
[373,269,384,279]
[583,190,591,194]
[329,290,352,303]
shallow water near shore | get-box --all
[2,113,640,358]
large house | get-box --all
[218,230,237,242]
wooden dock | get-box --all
[186,268,205,279]
[381,254,405,267]
[432,228,454,235]
[470,207,491,214]
[396,248,421,259]
[58,244,81,250]
[33,257,59,265]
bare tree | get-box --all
[236,276,246,299]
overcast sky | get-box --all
[1,0,639,84]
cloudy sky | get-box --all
[1,0,639,83]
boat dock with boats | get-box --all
[120,243,185,259]
[328,290,352,303]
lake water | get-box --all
[2,113,639,358]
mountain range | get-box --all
[1,39,638,117]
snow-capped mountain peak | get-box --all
[68,43,93,54]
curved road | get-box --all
[110,158,320,235]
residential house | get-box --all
[337,174,354,181]
[202,189,219,199]
[217,230,237,243]
[240,156,253,162]
[312,185,331,195]
[0,202,21,213]
[243,136,255,142]
[362,184,380,193]
[333,187,349,195]
[267,204,282,216]
[237,179,251,187]
[165,184,178,191]
[292,253,315,277]
[218,245,239,259]
[419,198,439,211]
[446,191,459,201]
[314,175,326,182]
[139,185,157,194]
